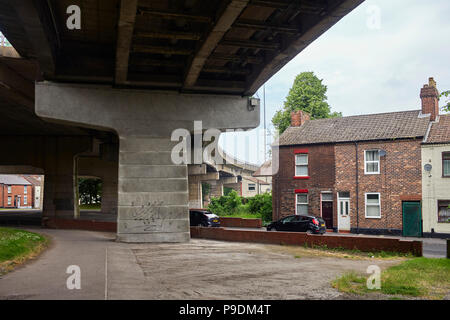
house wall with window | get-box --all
[335,139,422,234]
[0,184,34,208]
[272,144,335,222]
[421,143,450,237]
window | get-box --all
[7,196,11,205]
[296,194,308,215]
[438,200,450,223]
[365,150,380,174]
[24,186,27,194]
[7,185,11,194]
[248,183,256,191]
[295,154,308,177]
[322,193,333,201]
[365,193,381,218]
[24,195,27,205]
[443,153,450,177]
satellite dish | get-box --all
[379,150,387,157]
[424,164,432,172]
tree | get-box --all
[441,90,450,112]
[78,178,102,204]
[272,72,342,134]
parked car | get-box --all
[189,209,220,227]
[266,215,326,234]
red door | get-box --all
[321,201,333,229]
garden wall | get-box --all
[219,217,262,228]
[190,227,422,256]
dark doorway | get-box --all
[321,201,333,229]
[402,201,422,237]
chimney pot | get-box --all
[420,77,439,121]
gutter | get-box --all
[354,141,359,233]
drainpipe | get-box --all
[355,142,359,233]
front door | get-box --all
[321,201,333,229]
[338,198,351,231]
[402,202,422,237]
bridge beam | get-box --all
[184,0,249,88]
[35,82,259,242]
[115,0,138,84]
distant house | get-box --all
[421,93,450,237]
[272,78,443,237]
[0,175,34,209]
[253,159,272,190]
[22,175,43,209]
[241,176,271,197]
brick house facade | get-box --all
[0,175,34,208]
[273,78,441,236]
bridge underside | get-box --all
[0,0,363,242]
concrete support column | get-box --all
[36,82,259,242]
[188,180,202,209]
[42,137,91,219]
[210,182,224,198]
[116,136,189,243]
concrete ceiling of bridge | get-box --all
[0,56,115,138]
[0,0,363,95]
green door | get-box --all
[402,202,422,237]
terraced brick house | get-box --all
[273,78,445,237]
[0,174,34,209]
[421,87,450,238]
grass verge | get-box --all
[332,257,450,299]
[80,203,101,211]
[0,227,49,275]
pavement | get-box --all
[0,227,409,300]
[223,227,448,258]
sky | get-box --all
[220,0,450,165]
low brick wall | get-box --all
[43,218,117,232]
[190,227,422,256]
[219,217,262,228]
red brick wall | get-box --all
[43,217,117,232]
[272,144,335,222]
[219,217,262,228]
[0,184,34,208]
[335,139,422,231]
[190,227,422,256]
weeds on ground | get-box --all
[332,257,450,299]
[0,227,48,275]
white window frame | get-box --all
[7,196,11,205]
[7,185,11,194]
[248,183,256,191]
[23,195,27,205]
[295,154,309,177]
[295,193,308,215]
[364,150,380,175]
[365,192,381,219]
[24,186,27,194]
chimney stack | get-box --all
[291,110,310,127]
[420,77,440,121]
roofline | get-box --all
[276,136,425,148]
[421,141,450,146]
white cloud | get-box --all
[222,0,450,164]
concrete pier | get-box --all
[35,82,259,242]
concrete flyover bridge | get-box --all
[0,0,363,242]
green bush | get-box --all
[248,193,272,222]
[208,190,242,215]
[208,191,273,223]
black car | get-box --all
[266,215,326,234]
[189,209,220,227]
